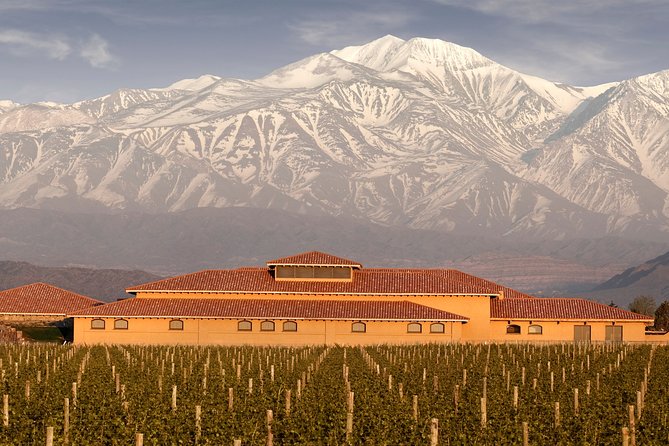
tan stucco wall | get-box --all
[73,317,463,346]
[132,292,491,341]
[489,320,649,342]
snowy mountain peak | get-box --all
[258,52,376,89]
[0,100,20,115]
[164,74,222,91]
[333,35,491,73]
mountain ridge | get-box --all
[1,36,668,242]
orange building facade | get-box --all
[68,251,654,346]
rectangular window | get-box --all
[276,266,295,278]
[332,267,352,279]
[295,266,315,278]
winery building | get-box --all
[67,251,653,345]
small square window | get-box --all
[407,323,422,333]
[114,319,128,330]
[169,319,184,330]
[261,321,275,332]
[430,323,445,333]
[238,320,252,331]
[283,321,297,332]
[352,322,366,333]
[91,319,105,330]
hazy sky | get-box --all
[1,0,668,103]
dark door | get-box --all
[574,325,591,342]
[605,325,623,342]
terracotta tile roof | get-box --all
[127,268,499,296]
[0,283,103,316]
[69,298,469,321]
[267,251,362,267]
[490,298,654,321]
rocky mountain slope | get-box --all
[1,36,668,240]
[582,250,669,307]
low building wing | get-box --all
[0,283,103,316]
[69,298,469,322]
[491,298,654,321]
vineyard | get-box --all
[0,342,667,445]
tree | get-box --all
[655,301,669,331]
[628,295,657,316]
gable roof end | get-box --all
[267,251,362,268]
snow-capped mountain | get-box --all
[1,35,668,240]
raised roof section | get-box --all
[127,268,499,296]
[267,251,362,268]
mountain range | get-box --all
[1,35,668,241]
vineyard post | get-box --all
[46,426,53,446]
[412,395,418,422]
[463,369,467,388]
[346,412,353,441]
[64,397,70,444]
[573,388,579,415]
[25,380,30,400]
[454,385,459,415]
[72,382,77,408]
[480,397,487,428]
[228,388,234,411]
[3,394,7,427]
[482,377,487,400]
[233,439,241,446]
[266,409,273,446]
[622,427,629,446]
[430,418,438,446]
[522,421,529,446]
[586,380,591,396]
[554,402,560,427]
[285,390,291,416]
[628,405,636,446]
[513,386,518,411]
[195,405,202,443]
[636,392,642,419]
[171,385,177,413]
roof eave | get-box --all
[125,289,499,297]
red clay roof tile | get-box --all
[490,298,653,321]
[0,283,103,316]
[69,298,469,321]
[127,268,500,296]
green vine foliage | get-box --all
[0,343,666,444]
